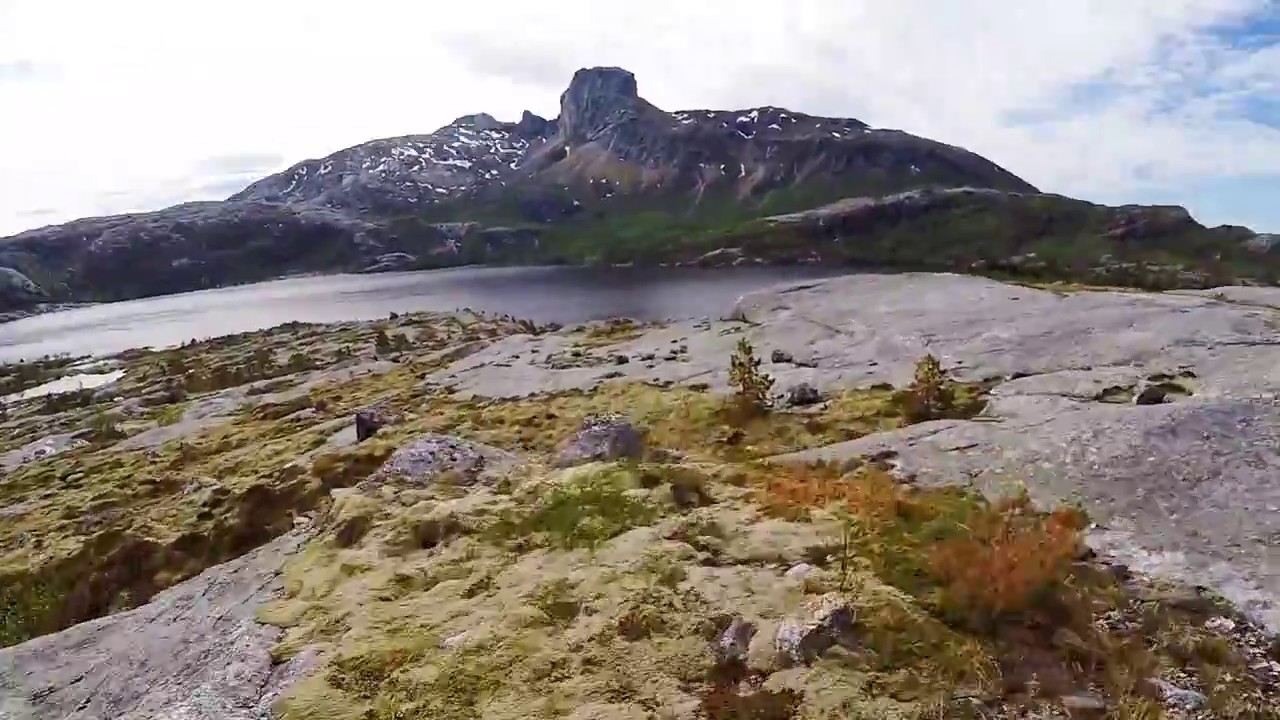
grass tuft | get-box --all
[490,465,657,550]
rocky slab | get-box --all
[0,531,313,720]
[435,272,1280,629]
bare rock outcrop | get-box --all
[435,273,1280,631]
[0,532,312,720]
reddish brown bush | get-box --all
[929,495,1085,628]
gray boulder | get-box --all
[772,593,857,666]
[553,414,647,467]
[715,617,758,664]
[371,433,516,487]
[784,382,823,407]
[1148,678,1207,711]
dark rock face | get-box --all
[0,267,44,308]
[515,110,553,138]
[558,67,644,143]
[355,402,404,442]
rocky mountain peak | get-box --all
[451,113,503,130]
[515,110,553,139]
[558,66,642,143]
[7,66,1271,316]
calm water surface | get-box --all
[0,266,849,362]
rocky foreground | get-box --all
[2,273,1280,719]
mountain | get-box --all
[1,66,1276,314]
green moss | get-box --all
[0,355,83,396]
[527,578,582,626]
[491,465,657,550]
[151,401,190,426]
[0,577,62,647]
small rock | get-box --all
[1204,616,1236,634]
[771,349,794,364]
[773,593,857,666]
[784,563,816,580]
[91,386,121,403]
[553,415,647,467]
[1148,678,1207,710]
[440,631,469,650]
[1134,384,1170,405]
[355,401,404,442]
[612,354,630,365]
[284,408,320,423]
[639,352,656,361]
[784,383,823,407]
[1060,693,1106,711]
[715,617,757,664]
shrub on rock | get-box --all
[729,338,774,416]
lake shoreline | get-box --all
[0,265,854,363]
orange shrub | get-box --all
[756,464,901,522]
[929,495,1085,628]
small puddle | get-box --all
[2,370,125,403]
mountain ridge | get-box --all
[1,66,1274,314]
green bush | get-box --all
[493,467,656,550]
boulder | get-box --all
[371,433,517,487]
[355,401,404,442]
[771,349,794,364]
[715,617,758,664]
[772,593,857,666]
[784,383,823,407]
[553,414,647,467]
[1148,678,1207,711]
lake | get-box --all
[0,265,850,362]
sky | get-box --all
[1,0,1279,236]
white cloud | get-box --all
[0,0,1278,235]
